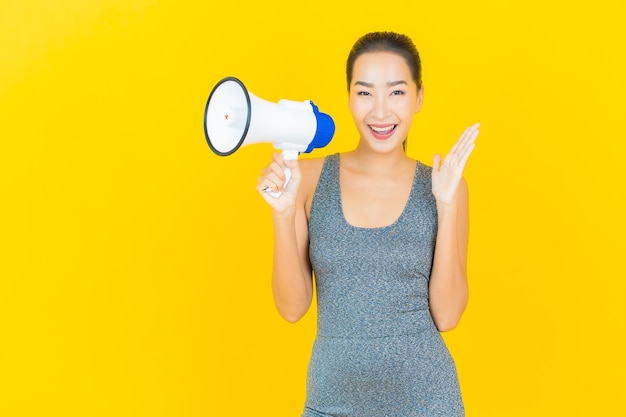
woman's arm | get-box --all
[428,179,470,331]
[428,123,478,331]
[270,202,313,323]
[257,154,314,323]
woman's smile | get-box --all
[369,123,397,140]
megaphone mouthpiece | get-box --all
[306,101,335,153]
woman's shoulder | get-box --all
[298,153,339,175]
[298,154,330,186]
[298,154,336,212]
[298,155,327,168]
[414,158,433,176]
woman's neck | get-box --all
[345,144,413,176]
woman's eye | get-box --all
[391,90,405,96]
[357,91,371,96]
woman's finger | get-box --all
[264,170,286,192]
[452,127,478,172]
[456,127,479,161]
[257,176,279,194]
[268,162,287,182]
[448,126,469,155]
[448,124,476,162]
[458,123,479,149]
[459,142,476,168]
[433,153,442,171]
[453,124,479,160]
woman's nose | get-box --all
[372,96,390,119]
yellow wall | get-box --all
[1,0,625,416]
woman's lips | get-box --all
[369,124,397,140]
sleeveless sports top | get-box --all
[308,153,439,338]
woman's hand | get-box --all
[256,152,302,215]
[432,123,479,206]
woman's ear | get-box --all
[415,85,424,113]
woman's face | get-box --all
[348,51,423,153]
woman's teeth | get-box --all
[370,125,396,133]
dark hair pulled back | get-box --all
[346,31,422,92]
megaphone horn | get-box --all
[204,76,335,156]
[204,77,252,156]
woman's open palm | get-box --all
[432,123,479,205]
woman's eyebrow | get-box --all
[354,81,374,88]
[354,80,408,88]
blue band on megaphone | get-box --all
[305,101,336,154]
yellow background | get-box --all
[1,0,625,416]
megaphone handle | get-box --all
[266,149,298,198]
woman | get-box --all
[257,31,478,417]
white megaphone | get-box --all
[204,76,335,197]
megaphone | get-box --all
[204,76,335,197]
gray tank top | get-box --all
[308,153,439,338]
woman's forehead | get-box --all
[352,52,414,84]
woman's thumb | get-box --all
[433,153,441,170]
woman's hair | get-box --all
[346,31,422,92]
